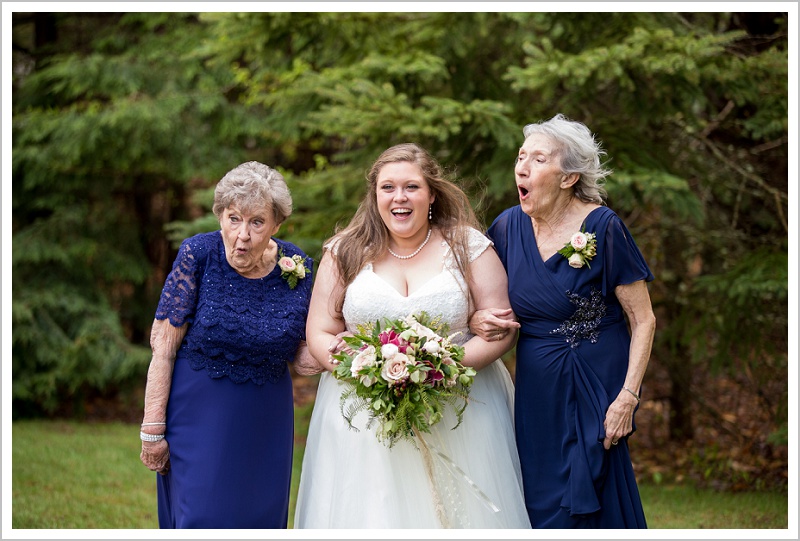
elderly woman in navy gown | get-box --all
[471,114,655,528]
[139,161,317,528]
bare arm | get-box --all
[602,279,656,449]
[305,250,349,372]
[140,318,187,475]
[462,247,519,370]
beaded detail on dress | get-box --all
[155,232,312,385]
[550,287,607,349]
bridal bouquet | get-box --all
[332,312,477,448]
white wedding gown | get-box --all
[294,228,531,529]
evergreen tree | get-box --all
[11,11,788,459]
[11,13,261,416]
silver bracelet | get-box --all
[623,386,640,403]
[140,431,165,442]
[141,422,166,427]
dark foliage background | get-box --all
[10,10,790,492]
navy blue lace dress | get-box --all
[488,205,653,528]
[154,231,312,528]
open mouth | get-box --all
[391,208,412,217]
[518,186,529,198]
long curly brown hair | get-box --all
[329,143,482,314]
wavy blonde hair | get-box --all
[329,143,482,314]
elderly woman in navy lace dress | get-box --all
[470,114,656,528]
[138,161,318,528]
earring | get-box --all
[428,205,433,221]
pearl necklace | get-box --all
[387,228,432,260]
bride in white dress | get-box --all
[294,144,530,529]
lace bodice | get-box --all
[155,231,313,384]
[342,228,492,346]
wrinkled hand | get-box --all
[469,308,521,342]
[602,391,638,450]
[140,439,171,475]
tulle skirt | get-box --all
[294,360,531,529]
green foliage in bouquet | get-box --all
[332,312,477,448]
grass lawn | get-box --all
[9,415,789,530]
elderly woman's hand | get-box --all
[140,439,171,476]
[327,331,355,358]
[602,390,639,450]
[469,308,521,342]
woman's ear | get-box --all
[560,173,580,189]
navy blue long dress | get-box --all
[488,205,653,529]
[153,231,312,528]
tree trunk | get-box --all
[666,344,695,441]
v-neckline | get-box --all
[528,206,602,265]
[365,264,448,299]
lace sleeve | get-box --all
[323,235,342,256]
[466,227,493,262]
[442,227,493,270]
[154,238,203,326]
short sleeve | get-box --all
[602,215,654,296]
[154,237,204,327]
[323,234,346,256]
[466,227,493,262]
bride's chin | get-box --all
[387,223,420,237]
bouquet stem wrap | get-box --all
[414,427,451,528]
[415,427,502,527]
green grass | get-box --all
[10,415,789,530]
[11,420,156,528]
[637,484,788,529]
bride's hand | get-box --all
[469,308,521,342]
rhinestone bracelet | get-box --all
[140,431,165,442]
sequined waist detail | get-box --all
[517,288,612,349]
[549,288,607,349]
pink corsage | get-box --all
[557,228,597,269]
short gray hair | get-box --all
[212,161,293,224]
[522,114,610,204]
